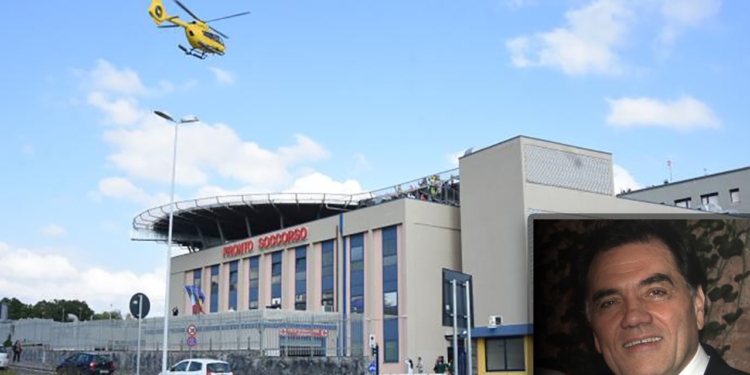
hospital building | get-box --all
[132,135,698,375]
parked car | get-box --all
[0,352,8,370]
[159,359,232,375]
[55,352,115,375]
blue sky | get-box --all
[1,0,748,317]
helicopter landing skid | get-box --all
[178,45,207,60]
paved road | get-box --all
[9,362,56,375]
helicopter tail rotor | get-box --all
[148,0,168,25]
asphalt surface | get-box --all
[8,362,56,375]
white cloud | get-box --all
[209,67,235,85]
[658,0,721,47]
[0,242,166,316]
[79,59,149,96]
[613,164,641,194]
[87,92,144,126]
[40,224,66,238]
[75,60,195,127]
[506,0,720,75]
[103,119,330,191]
[605,95,721,130]
[283,172,365,194]
[77,59,355,209]
[97,177,169,206]
[195,171,365,201]
[0,243,77,280]
[506,0,633,76]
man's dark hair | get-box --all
[573,220,707,320]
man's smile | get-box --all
[623,336,663,348]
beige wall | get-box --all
[401,199,461,372]
[459,139,527,325]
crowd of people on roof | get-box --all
[361,174,460,207]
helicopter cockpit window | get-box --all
[203,31,222,43]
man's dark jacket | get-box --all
[701,342,750,375]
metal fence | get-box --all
[359,168,460,208]
[1,309,366,357]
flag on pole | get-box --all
[195,286,206,314]
[667,160,671,168]
[185,285,197,314]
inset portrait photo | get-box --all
[531,215,750,375]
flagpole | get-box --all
[667,160,673,183]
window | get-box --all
[382,226,399,363]
[674,198,691,208]
[228,261,238,311]
[701,192,719,206]
[210,265,219,313]
[248,256,259,310]
[271,252,283,306]
[193,268,202,287]
[349,233,365,356]
[321,240,335,310]
[486,337,525,372]
[350,233,365,314]
[730,188,740,204]
[295,246,307,311]
[171,361,189,372]
[383,318,399,363]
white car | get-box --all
[159,359,232,375]
[0,352,8,370]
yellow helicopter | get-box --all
[148,0,250,59]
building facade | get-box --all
[152,136,705,375]
[618,166,748,213]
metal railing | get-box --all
[358,169,461,208]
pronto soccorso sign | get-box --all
[222,227,309,258]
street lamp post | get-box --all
[153,110,199,375]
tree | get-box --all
[1,297,33,320]
[92,310,123,321]
[2,297,101,321]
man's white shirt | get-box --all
[679,344,710,375]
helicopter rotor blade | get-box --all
[158,24,181,28]
[209,26,229,39]
[173,0,202,22]
[204,11,251,24]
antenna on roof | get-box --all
[463,147,474,157]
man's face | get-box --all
[586,239,705,375]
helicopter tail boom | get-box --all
[148,0,168,25]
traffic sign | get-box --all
[186,336,197,347]
[369,363,376,374]
[187,324,197,336]
[129,293,151,319]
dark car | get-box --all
[56,352,115,375]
